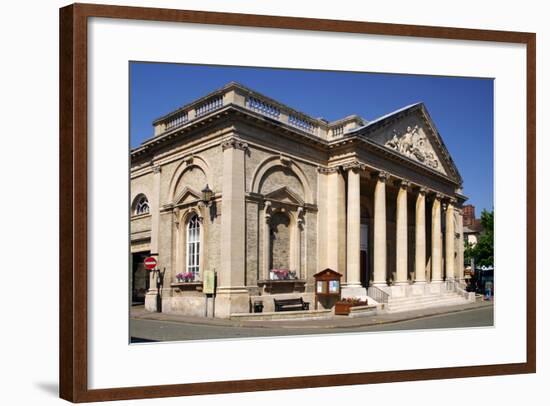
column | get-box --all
[373,171,388,286]
[457,208,465,281]
[346,166,362,287]
[445,199,456,280]
[326,168,346,273]
[395,180,409,285]
[414,188,427,283]
[431,194,443,282]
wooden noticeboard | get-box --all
[312,268,342,309]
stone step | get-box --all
[388,293,461,304]
[387,302,468,313]
[230,308,332,321]
[387,297,468,312]
[388,293,464,302]
[387,295,466,307]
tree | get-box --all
[464,209,494,267]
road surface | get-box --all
[130,305,493,343]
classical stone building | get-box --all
[130,82,470,318]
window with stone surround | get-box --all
[133,194,150,216]
[186,214,200,278]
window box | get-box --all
[269,269,297,280]
[257,279,306,294]
[170,281,203,292]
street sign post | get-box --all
[144,256,157,270]
[203,270,216,317]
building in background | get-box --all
[130,82,473,318]
[463,204,482,246]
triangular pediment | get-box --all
[264,186,304,206]
[358,104,462,183]
[174,186,201,205]
[382,124,446,174]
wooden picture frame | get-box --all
[59,3,536,402]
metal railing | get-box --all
[367,286,390,304]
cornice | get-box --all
[131,104,463,191]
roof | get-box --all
[348,102,423,134]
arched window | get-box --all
[186,214,200,279]
[134,194,150,215]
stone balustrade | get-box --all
[152,83,365,140]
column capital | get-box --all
[342,160,366,172]
[418,186,429,195]
[173,207,181,227]
[279,153,292,167]
[297,206,305,229]
[263,200,272,221]
[221,136,248,151]
[151,164,162,174]
[435,192,445,200]
[442,196,457,210]
[374,171,390,182]
[183,154,194,166]
[398,179,411,189]
[317,166,339,174]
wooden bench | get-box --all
[274,297,310,312]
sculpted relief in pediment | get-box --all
[384,125,441,171]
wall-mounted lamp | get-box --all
[201,184,213,204]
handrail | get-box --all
[367,286,390,304]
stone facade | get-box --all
[130,82,467,318]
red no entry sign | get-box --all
[144,256,157,270]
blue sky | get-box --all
[130,62,493,214]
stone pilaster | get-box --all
[262,200,272,280]
[145,164,162,312]
[445,199,456,280]
[294,206,304,279]
[216,136,249,318]
[373,171,388,286]
[431,193,443,282]
[395,180,410,285]
[414,188,427,283]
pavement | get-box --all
[130,299,494,330]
